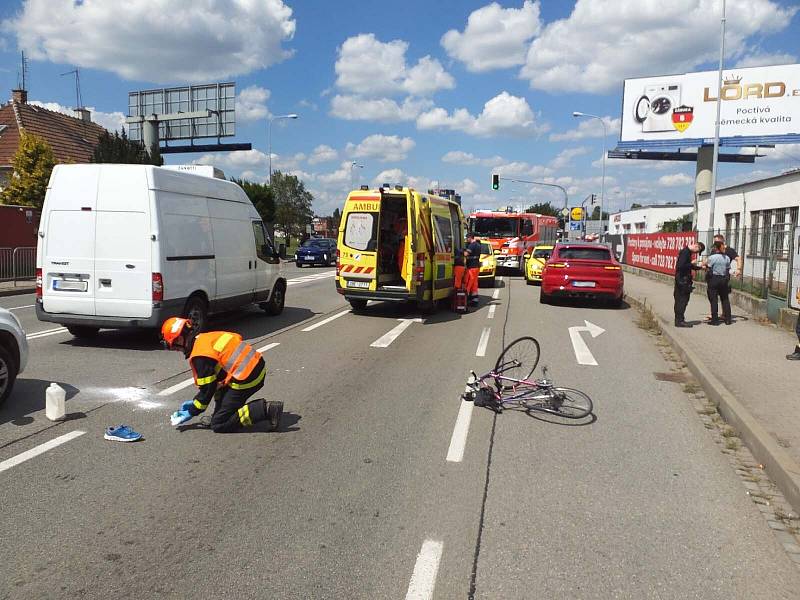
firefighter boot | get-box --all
[267,401,284,430]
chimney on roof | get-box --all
[74,107,91,123]
[11,89,27,104]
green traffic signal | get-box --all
[491,174,499,190]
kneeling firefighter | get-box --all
[161,317,283,432]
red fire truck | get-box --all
[468,210,559,272]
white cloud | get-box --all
[237,86,271,122]
[330,95,433,122]
[457,178,479,195]
[658,173,694,187]
[441,151,505,167]
[549,116,620,142]
[335,33,454,97]
[441,1,542,72]
[30,100,126,132]
[416,92,547,137]
[317,161,353,186]
[308,144,338,165]
[549,146,588,170]
[346,134,415,162]
[734,50,797,68]
[373,168,405,185]
[8,0,296,83]
[495,161,553,179]
[757,144,800,163]
[521,0,797,94]
[193,149,304,175]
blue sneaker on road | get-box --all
[104,425,142,442]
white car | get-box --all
[0,307,29,406]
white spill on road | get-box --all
[0,430,86,474]
[370,318,422,348]
[405,539,444,600]
[568,320,605,366]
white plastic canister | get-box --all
[45,383,66,421]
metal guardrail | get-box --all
[0,246,36,286]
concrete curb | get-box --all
[0,285,35,298]
[626,292,800,516]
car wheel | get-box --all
[0,344,18,407]
[296,262,303,268]
[183,295,208,333]
[264,281,286,316]
[348,298,368,312]
[539,291,551,305]
[609,296,623,308]
[66,326,100,339]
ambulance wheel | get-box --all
[183,296,208,332]
[417,299,437,314]
[66,326,99,339]
[265,281,286,316]
[348,298,368,312]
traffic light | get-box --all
[590,193,597,205]
[491,174,499,190]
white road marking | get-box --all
[370,318,422,348]
[487,305,496,319]
[158,343,279,396]
[568,320,605,366]
[446,387,475,463]
[301,310,350,332]
[405,539,444,600]
[26,326,69,340]
[491,287,500,300]
[287,271,336,286]
[475,327,491,357]
[8,304,34,311]
[0,431,86,474]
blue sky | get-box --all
[1,0,799,216]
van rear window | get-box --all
[558,247,611,261]
[344,212,377,251]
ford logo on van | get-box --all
[51,261,70,265]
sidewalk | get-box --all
[0,280,35,297]
[624,271,800,511]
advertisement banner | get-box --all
[791,226,800,311]
[625,232,698,275]
[621,64,800,144]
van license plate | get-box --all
[572,281,596,288]
[53,280,88,292]
[347,280,370,289]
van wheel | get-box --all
[265,281,286,316]
[348,298,368,312]
[0,344,18,407]
[66,326,99,339]
[183,296,208,332]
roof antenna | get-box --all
[17,50,28,90]
[60,67,83,109]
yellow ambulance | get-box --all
[335,186,465,313]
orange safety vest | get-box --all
[189,331,261,386]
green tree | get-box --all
[332,207,341,229]
[525,202,559,216]
[0,131,56,208]
[232,178,275,223]
[271,170,314,247]
[590,206,610,220]
[91,128,162,165]
[630,202,643,209]
[661,214,693,232]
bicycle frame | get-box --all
[468,363,553,407]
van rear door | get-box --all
[94,167,152,318]
[339,196,379,292]
[41,166,98,316]
[431,203,455,300]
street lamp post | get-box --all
[268,113,299,186]
[572,111,607,238]
[708,0,726,247]
[350,161,364,189]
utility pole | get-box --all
[708,0,727,248]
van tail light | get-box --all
[414,253,426,283]
[152,273,164,302]
[336,249,341,276]
[36,268,42,299]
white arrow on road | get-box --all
[568,320,605,366]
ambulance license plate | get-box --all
[347,280,370,289]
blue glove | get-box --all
[179,400,195,412]
[170,409,192,427]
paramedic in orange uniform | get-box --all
[464,233,482,305]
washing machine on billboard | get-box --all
[633,82,681,133]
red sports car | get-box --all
[540,242,624,307]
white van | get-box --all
[36,164,286,338]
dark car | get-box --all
[295,238,337,267]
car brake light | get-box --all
[414,253,426,282]
[152,273,164,302]
[548,263,567,268]
[604,266,621,270]
[36,268,42,299]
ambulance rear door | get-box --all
[339,195,380,292]
[430,199,455,301]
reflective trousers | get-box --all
[209,371,267,433]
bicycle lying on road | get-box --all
[463,336,593,419]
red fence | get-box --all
[625,232,698,275]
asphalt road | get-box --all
[2,264,799,599]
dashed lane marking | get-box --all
[491,287,500,300]
[370,318,422,348]
[287,271,336,286]
[8,304,35,311]
[0,431,86,474]
[475,327,491,357]
[405,539,444,600]
[446,383,475,463]
[301,310,350,332]
[26,326,69,340]
[487,305,496,319]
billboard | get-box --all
[620,64,800,147]
[128,83,235,141]
[625,232,697,275]
[792,225,800,311]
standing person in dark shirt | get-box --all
[673,241,705,328]
[464,233,482,305]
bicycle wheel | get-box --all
[524,386,592,419]
[494,336,540,390]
